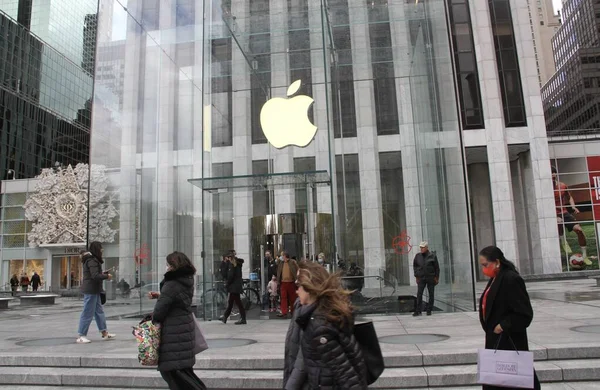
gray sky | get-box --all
[553,0,562,13]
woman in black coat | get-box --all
[220,254,246,325]
[478,246,540,390]
[289,261,367,390]
[150,252,206,390]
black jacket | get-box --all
[31,274,41,287]
[152,266,196,372]
[296,303,368,390]
[284,299,307,389]
[226,259,244,294]
[266,258,278,282]
[10,277,19,288]
[81,253,108,294]
[480,269,533,351]
[413,251,440,279]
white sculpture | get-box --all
[24,164,118,247]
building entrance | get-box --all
[189,171,334,321]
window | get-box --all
[448,1,484,129]
[488,0,527,127]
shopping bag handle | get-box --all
[493,333,519,355]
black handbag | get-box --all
[100,291,106,305]
[353,321,384,385]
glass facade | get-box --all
[89,0,475,318]
[0,7,92,180]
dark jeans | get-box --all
[160,368,206,390]
[416,278,435,313]
[223,293,246,320]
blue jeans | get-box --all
[77,293,107,336]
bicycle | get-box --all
[241,278,261,311]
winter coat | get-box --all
[20,276,29,287]
[296,303,368,390]
[81,253,108,295]
[266,258,278,281]
[479,268,539,389]
[277,259,299,283]
[10,277,19,288]
[152,266,196,372]
[284,299,307,389]
[413,251,440,279]
[31,274,41,288]
[226,259,244,294]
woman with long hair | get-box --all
[76,242,116,344]
[284,261,367,389]
[220,253,246,325]
[149,251,206,390]
[478,246,540,390]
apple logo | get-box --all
[260,80,317,148]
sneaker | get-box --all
[235,319,247,325]
[76,336,91,344]
[584,257,593,266]
[101,332,116,340]
[219,315,227,324]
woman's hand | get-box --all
[148,291,160,299]
[494,324,503,334]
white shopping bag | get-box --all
[477,347,534,389]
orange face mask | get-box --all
[482,263,499,278]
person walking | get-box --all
[220,254,246,325]
[287,261,367,389]
[149,251,206,390]
[277,252,298,318]
[31,271,41,292]
[76,242,116,344]
[412,241,440,316]
[19,273,29,293]
[478,245,540,390]
[10,274,19,296]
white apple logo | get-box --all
[260,80,317,148]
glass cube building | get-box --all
[88,0,478,318]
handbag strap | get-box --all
[493,333,519,355]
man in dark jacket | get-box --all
[277,252,299,318]
[31,272,41,292]
[413,241,440,316]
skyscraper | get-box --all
[542,0,600,134]
[0,0,96,180]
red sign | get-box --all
[588,156,600,220]
[135,243,150,266]
[392,230,413,255]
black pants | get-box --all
[223,293,246,320]
[416,278,435,313]
[160,368,206,390]
[11,287,17,296]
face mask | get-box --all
[318,258,324,264]
[482,263,499,278]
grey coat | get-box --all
[80,253,108,295]
[283,299,307,390]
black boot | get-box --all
[412,311,421,317]
[219,315,227,324]
[235,318,247,325]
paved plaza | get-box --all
[1,279,600,388]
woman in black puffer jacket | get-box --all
[285,261,367,390]
[150,251,205,390]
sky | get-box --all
[553,0,562,13]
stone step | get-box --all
[3,385,600,390]
[0,359,599,389]
[1,343,599,370]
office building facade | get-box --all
[0,0,96,287]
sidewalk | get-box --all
[0,278,599,389]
